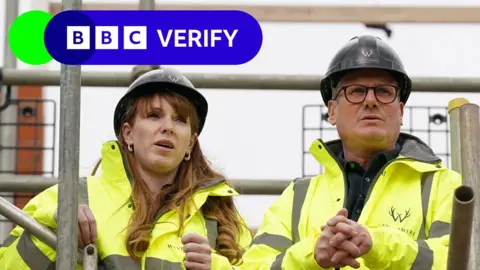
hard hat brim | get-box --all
[320,68,412,106]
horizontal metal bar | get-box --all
[303,104,450,109]
[0,123,55,127]
[0,175,291,195]
[0,196,84,265]
[0,171,54,175]
[303,128,450,132]
[0,146,53,150]
[3,69,480,92]
[302,150,450,155]
[229,179,290,195]
[49,3,480,24]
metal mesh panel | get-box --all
[302,104,450,177]
[0,90,57,238]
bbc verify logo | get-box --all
[43,10,263,65]
[67,26,148,50]
[66,26,238,50]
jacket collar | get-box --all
[309,132,443,176]
[98,140,238,197]
[99,140,131,183]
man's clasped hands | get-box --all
[314,208,373,269]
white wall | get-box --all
[2,0,480,228]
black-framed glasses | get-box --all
[336,84,400,104]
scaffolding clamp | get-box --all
[83,244,99,270]
[0,67,13,113]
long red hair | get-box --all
[116,90,250,263]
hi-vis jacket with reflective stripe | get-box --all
[0,141,252,270]
[241,133,461,270]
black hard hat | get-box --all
[113,67,208,136]
[320,35,412,105]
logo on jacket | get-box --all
[167,244,183,251]
[388,206,411,223]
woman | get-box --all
[0,67,252,269]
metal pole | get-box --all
[447,186,475,270]
[458,103,480,269]
[448,98,470,173]
[55,0,83,268]
[0,196,84,264]
[0,0,19,242]
[0,196,56,250]
[133,0,156,77]
[0,175,292,195]
[2,68,480,92]
[139,0,155,10]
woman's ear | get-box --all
[188,133,198,153]
[122,122,134,146]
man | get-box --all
[240,35,461,269]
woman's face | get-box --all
[122,95,197,174]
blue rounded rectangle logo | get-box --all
[45,10,264,65]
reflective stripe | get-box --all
[252,233,292,252]
[1,235,18,248]
[101,255,183,269]
[16,231,54,270]
[291,177,311,244]
[146,257,183,269]
[418,172,434,240]
[205,218,218,249]
[429,221,450,238]
[270,252,286,270]
[417,172,452,232]
[413,172,436,269]
[411,240,434,269]
[249,177,310,270]
[101,255,140,269]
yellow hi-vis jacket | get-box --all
[241,133,461,270]
[0,141,252,270]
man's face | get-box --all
[327,69,404,149]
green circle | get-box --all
[8,10,54,65]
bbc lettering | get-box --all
[66,26,147,50]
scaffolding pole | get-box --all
[448,98,471,174]
[0,196,85,265]
[457,103,480,269]
[139,0,155,10]
[447,185,475,270]
[55,0,83,268]
[2,68,480,92]
[0,0,19,242]
[47,3,480,24]
[449,99,480,269]
[0,175,291,195]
